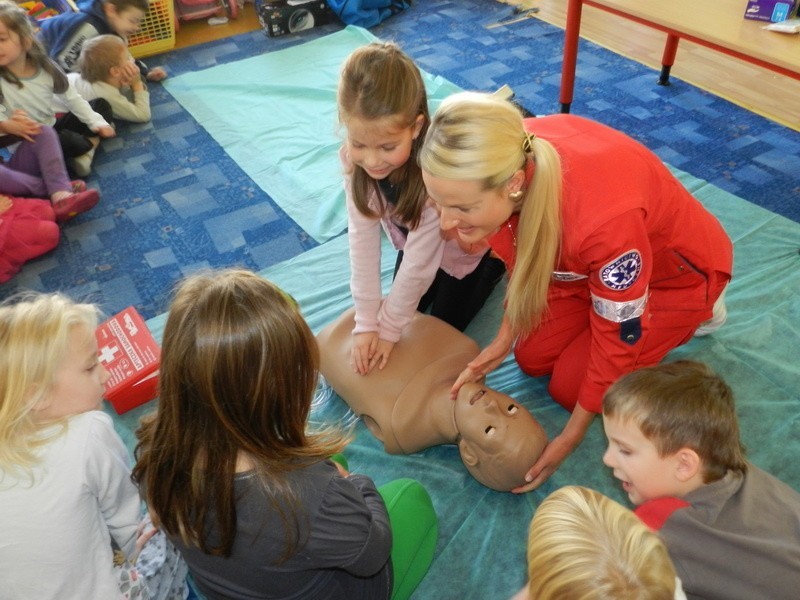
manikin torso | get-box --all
[317,308,477,454]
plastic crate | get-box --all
[129,0,175,59]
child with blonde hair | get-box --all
[69,34,151,123]
[133,269,437,600]
[0,293,185,599]
[338,43,505,375]
[603,360,800,600]
[512,485,685,600]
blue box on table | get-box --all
[744,0,798,22]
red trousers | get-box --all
[514,271,729,412]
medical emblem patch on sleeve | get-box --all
[600,250,642,290]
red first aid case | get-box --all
[95,307,160,414]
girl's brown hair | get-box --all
[337,42,429,229]
[132,269,349,558]
[0,1,67,99]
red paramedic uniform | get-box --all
[488,115,732,414]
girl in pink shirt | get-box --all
[338,42,504,375]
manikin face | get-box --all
[345,115,422,180]
[423,171,517,246]
[0,21,27,72]
[454,382,547,491]
[35,326,110,421]
[105,6,145,39]
[602,415,682,505]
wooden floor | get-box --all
[173,1,261,49]
[529,0,800,130]
[168,0,800,131]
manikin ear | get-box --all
[673,447,702,482]
[458,439,479,467]
[411,114,425,140]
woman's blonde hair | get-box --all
[133,269,349,559]
[419,91,562,335]
[0,1,68,99]
[527,486,677,600]
[337,42,429,229]
[0,293,99,476]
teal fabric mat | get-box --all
[163,26,461,244]
[110,168,800,599]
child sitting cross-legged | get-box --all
[70,34,151,124]
[602,360,800,600]
[132,269,438,600]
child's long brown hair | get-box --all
[338,42,429,229]
[0,1,67,100]
[132,269,349,559]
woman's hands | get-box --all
[511,404,595,493]
[450,316,515,399]
[1,110,41,142]
[0,195,12,214]
[350,332,395,375]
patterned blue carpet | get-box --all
[2,0,799,319]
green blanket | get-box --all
[164,26,461,243]
[115,167,800,599]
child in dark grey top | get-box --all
[133,269,436,600]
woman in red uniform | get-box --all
[419,92,732,492]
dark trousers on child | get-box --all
[55,98,113,158]
[394,249,506,332]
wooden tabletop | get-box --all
[581,0,800,75]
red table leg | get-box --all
[560,0,584,113]
[658,33,680,85]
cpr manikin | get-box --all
[317,308,548,491]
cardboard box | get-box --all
[255,0,335,38]
[95,307,160,414]
[744,0,798,22]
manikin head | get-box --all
[454,382,548,491]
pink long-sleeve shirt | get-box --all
[342,146,483,343]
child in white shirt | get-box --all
[70,34,151,123]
